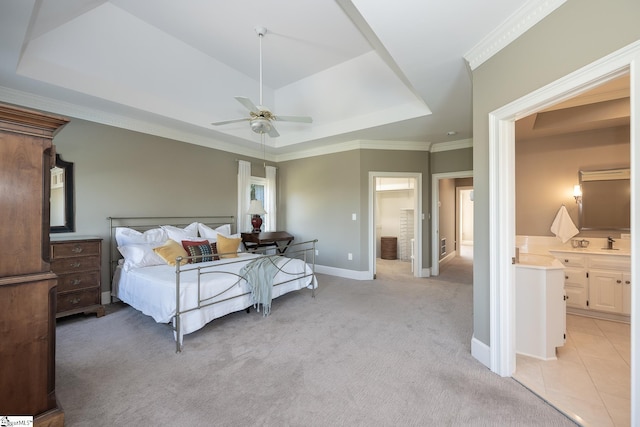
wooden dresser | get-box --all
[50,237,105,318]
[0,103,67,426]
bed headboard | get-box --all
[107,215,235,279]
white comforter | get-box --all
[113,253,316,339]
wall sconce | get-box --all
[573,185,582,204]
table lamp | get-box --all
[247,199,267,232]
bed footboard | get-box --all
[172,239,317,353]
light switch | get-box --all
[352,213,357,221]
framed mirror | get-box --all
[50,154,75,233]
[578,168,630,231]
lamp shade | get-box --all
[247,199,267,215]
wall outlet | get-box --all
[348,253,353,260]
[352,213,357,221]
[315,249,319,256]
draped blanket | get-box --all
[239,256,280,316]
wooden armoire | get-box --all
[0,103,68,425]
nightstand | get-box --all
[241,231,294,253]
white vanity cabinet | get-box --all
[550,250,630,319]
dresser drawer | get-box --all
[57,289,100,313]
[51,240,100,259]
[56,271,100,293]
[51,255,100,274]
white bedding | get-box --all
[113,252,317,340]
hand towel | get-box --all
[550,205,579,243]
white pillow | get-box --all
[115,227,167,247]
[117,243,165,271]
[197,223,232,242]
[161,222,198,242]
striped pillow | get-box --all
[182,240,218,263]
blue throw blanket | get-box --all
[239,257,279,316]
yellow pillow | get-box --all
[216,234,241,258]
[153,239,189,266]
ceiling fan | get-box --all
[211,26,312,138]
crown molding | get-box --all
[430,139,473,153]
[275,139,432,162]
[464,0,567,70]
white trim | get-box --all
[101,291,111,305]
[487,39,640,424]
[431,170,473,276]
[471,335,492,369]
[430,139,473,153]
[276,139,433,162]
[314,264,372,280]
[464,0,567,70]
[369,171,422,279]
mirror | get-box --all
[579,168,630,231]
[50,154,75,233]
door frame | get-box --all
[457,186,474,254]
[487,39,639,423]
[431,171,473,276]
[369,172,422,278]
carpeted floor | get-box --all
[55,256,576,426]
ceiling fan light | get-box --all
[251,118,271,134]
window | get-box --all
[250,177,266,207]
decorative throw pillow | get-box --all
[182,240,215,263]
[153,239,189,266]
[216,234,241,258]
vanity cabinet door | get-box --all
[563,267,588,309]
[622,273,631,315]
[589,269,623,313]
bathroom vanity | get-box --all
[515,254,566,360]
[550,249,631,321]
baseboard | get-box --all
[471,335,491,369]
[314,265,372,280]
[101,291,112,305]
[439,251,456,266]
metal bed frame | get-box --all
[108,216,317,352]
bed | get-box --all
[108,216,317,352]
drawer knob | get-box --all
[69,262,81,268]
[626,280,631,284]
[564,259,569,263]
[72,279,82,285]
[617,279,622,284]
[565,275,569,279]
[70,297,81,305]
[72,246,84,253]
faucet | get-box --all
[607,236,615,250]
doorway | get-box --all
[431,171,473,276]
[369,172,422,279]
[487,42,639,422]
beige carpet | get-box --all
[55,256,575,426]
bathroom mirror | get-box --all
[50,154,75,233]
[578,168,630,231]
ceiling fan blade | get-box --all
[211,118,249,126]
[274,115,313,123]
[267,123,280,138]
[235,96,259,114]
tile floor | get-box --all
[514,314,630,427]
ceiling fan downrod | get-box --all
[255,26,267,107]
